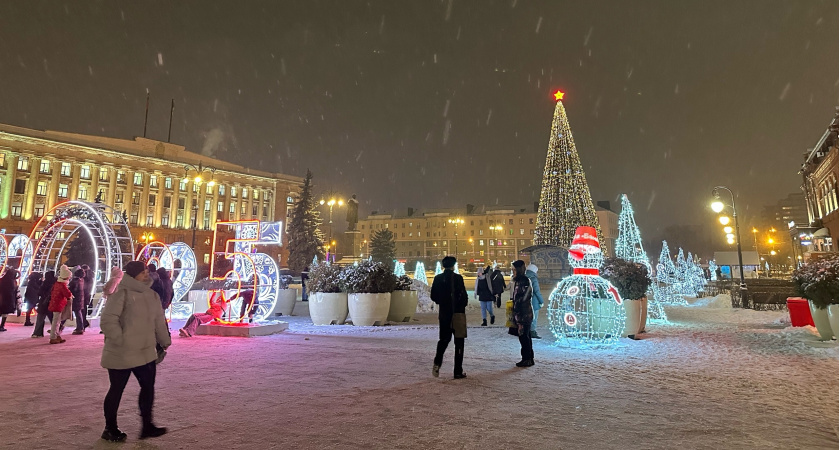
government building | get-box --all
[0,123,303,266]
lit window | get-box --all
[149,195,156,206]
[34,205,45,217]
[58,184,68,198]
[0,153,5,167]
[219,185,226,196]
[231,187,237,197]
[36,181,48,196]
[134,173,143,186]
[161,216,169,227]
[254,190,259,200]
[99,168,109,181]
[479,229,484,236]
[80,165,91,180]
[61,163,72,177]
[286,195,293,203]
[150,175,158,188]
[39,160,51,174]
[180,179,187,191]
[116,170,125,183]
[520,229,525,235]
[229,203,236,214]
[206,184,213,195]
[17,156,29,171]
[218,201,224,212]
[205,200,211,211]
[242,188,248,199]
[10,203,22,217]
[79,185,88,200]
[165,177,172,189]
[479,240,484,246]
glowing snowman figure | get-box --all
[547,226,626,343]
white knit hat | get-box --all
[526,264,538,273]
[58,265,72,281]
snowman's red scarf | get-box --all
[573,268,599,275]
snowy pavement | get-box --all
[0,298,837,450]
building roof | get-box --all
[0,122,303,185]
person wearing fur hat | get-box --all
[100,261,170,442]
[69,268,87,335]
[23,272,43,326]
[0,267,21,332]
[48,265,73,344]
[525,264,544,339]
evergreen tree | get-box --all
[535,91,604,250]
[64,233,95,268]
[616,194,649,268]
[369,229,396,264]
[414,261,428,285]
[656,241,676,285]
[435,261,443,275]
[394,261,406,277]
[286,170,325,273]
[675,248,687,292]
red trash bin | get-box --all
[787,297,814,327]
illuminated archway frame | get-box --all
[27,201,135,307]
[136,241,198,319]
[210,220,283,324]
[0,234,34,278]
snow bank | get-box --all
[686,294,732,308]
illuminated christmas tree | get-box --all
[656,241,686,305]
[676,248,688,294]
[434,261,442,275]
[534,91,603,250]
[394,261,406,277]
[709,260,718,281]
[414,261,428,285]
[615,194,649,267]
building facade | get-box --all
[354,203,618,268]
[797,111,838,257]
[0,123,303,266]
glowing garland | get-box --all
[709,260,718,281]
[0,234,34,279]
[434,261,442,276]
[534,92,604,251]
[615,194,666,320]
[655,240,686,305]
[136,241,198,320]
[394,261,406,277]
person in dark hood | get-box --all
[490,266,506,308]
[23,272,44,326]
[155,268,174,311]
[510,260,535,368]
[0,267,21,332]
[147,264,165,307]
[32,271,56,338]
[430,256,468,380]
[69,268,87,335]
[81,264,95,329]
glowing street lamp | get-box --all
[448,217,465,262]
[723,226,733,234]
[710,186,748,307]
[319,193,344,260]
[182,162,217,248]
[719,216,731,225]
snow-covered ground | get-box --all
[0,296,836,449]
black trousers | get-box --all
[434,318,464,375]
[104,361,156,429]
[518,323,534,361]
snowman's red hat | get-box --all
[568,226,600,260]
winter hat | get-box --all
[124,261,147,278]
[58,265,72,282]
[74,268,86,278]
[568,226,600,260]
[526,263,538,273]
[441,256,457,269]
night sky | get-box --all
[0,1,837,250]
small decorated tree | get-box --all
[414,261,428,285]
[394,261,406,277]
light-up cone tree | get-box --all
[414,261,428,285]
[394,261,406,277]
[709,260,718,281]
[616,194,665,320]
[535,90,604,251]
[434,261,442,276]
[676,248,688,295]
[656,241,686,305]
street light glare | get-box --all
[319,199,325,205]
[770,250,777,256]
[726,233,735,239]
[711,200,725,213]
[718,216,730,225]
[767,238,774,244]
[723,226,733,234]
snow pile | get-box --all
[412,279,434,313]
[686,294,732,309]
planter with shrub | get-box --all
[388,275,419,323]
[341,261,396,326]
[793,254,838,340]
[272,275,297,317]
[602,257,653,339]
[308,263,349,325]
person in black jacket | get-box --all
[32,271,56,338]
[430,256,468,379]
[510,260,535,367]
[69,268,86,335]
[81,264,95,329]
[490,267,506,308]
[23,272,43,326]
[474,266,495,326]
[156,268,174,310]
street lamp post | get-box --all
[711,186,748,308]
[183,162,217,248]
[448,218,464,262]
[319,195,343,261]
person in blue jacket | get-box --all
[525,264,544,340]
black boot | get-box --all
[481,319,487,326]
[140,424,167,439]
[0,316,7,331]
[101,428,127,442]
[530,329,542,339]
[490,315,495,325]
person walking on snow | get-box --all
[69,268,86,335]
[430,256,468,379]
[32,271,56,338]
[510,260,535,367]
[525,264,544,339]
[0,267,21,332]
[48,266,73,344]
[23,272,43,326]
[100,261,171,442]
[81,264,95,329]
[474,266,495,326]
[490,266,506,308]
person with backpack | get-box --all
[430,256,468,379]
[474,266,495,326]
[510,260,535,367]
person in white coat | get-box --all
[99,261,171,442]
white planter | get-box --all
[808,300,834,341]
[827,304,839,340]
[388,290,418,323]
[309,292,348,325]
[348,293,391,326]
[623,299,643,338]
[273,289,297,317]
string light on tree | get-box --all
[434,261,442,276]
[616,194,666,320]
[394,261,406,277]
[535,90,605,250]
[414,261,428,285]
[709,260,718,281]
[655,240,685,305]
